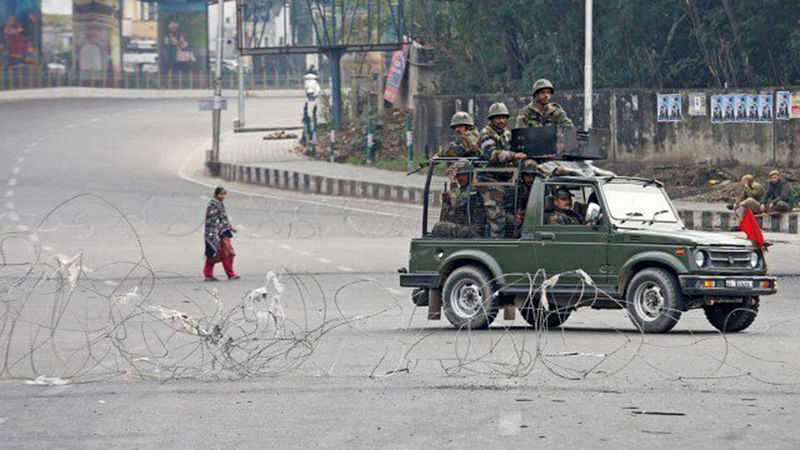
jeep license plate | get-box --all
[725,279,753,289]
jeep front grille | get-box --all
[707,249,751,269]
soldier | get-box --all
[513,160,538,229]
[732,174,766,220]
[432,159,487,238]
[516,79,574,129]
[544,188,584,225]
[437,111,481,157]
[478,102,526,238]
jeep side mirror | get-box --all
[585,203,602,223]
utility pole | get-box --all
[583,0,593,130]
[236,53,245,129]
[209,0,226,176]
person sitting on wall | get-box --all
[729,174,766,220]
[761,169,793,214]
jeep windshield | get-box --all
[602,180,682,229]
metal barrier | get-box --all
[0,67,306,91]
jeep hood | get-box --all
[624,229,752,247]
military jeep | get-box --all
[399,131,776,334]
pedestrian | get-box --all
[732,174,766,220]
[204,186,239,281]
[761,170,793,214]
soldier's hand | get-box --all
[514,152,527,161]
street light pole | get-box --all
[209,0,226,175]
[583,0,593,131]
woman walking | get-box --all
[204,187,239,281]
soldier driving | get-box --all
[432,159,487,238]
[516,79,574,129]
[545,187,584,225]
[437,111,481,157]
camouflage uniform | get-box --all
[545,208,584,225]
[477,105,516,238]
[515,79,574,129]
[432,160,487,238]
[515,102,574,129]
[437,112,481,158]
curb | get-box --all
[219,161,799,234]
[0,87,306,103]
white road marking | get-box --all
[316,257,332,264]
[336,265,354,272]
[11,167,20,175]
[8,179,16,186]
[4,190,12,198]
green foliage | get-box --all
[416,0,800,93]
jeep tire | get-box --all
[626,268,682,333]
[441,266,498,329]
[703,298,758,332]
[519,296,571,329]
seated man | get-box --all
[544,188,584,225]
[733,174,765,219]
[761,169,793,214]
[432,159,487,238]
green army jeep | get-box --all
[399,160,776,334]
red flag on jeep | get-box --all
[738,209,765,248]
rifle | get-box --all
[406,156,484,176]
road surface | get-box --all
[1,98,800,449]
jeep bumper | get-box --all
[399,272,440,288]
[679,275,777,297]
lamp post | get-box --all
[583,0,593,130]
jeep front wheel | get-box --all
[704,298,759,332]
[441,266,498,329]
[626,268,682,333]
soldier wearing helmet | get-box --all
[436,111,481,157]
[476,102,526,238]
[515,79,574,129]
[545,187,584,225]
[432,159,487,238]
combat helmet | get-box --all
[532,78,554,96]
[449,111,475,128]
[452,159,474,175]
[521,159,538,175]
[487,102,510,119]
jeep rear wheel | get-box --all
[519,297,572,329]
[626,268,682,333]
[704,298,759,333]
[441,266,497,329]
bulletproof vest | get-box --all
[452,188,487,236]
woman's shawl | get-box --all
[204,198,232,259]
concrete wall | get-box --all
[414,88,800,166]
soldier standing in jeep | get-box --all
[515,79,574,128]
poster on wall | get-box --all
[657,93,681,122]
[158,0,209,74]
[384,37,409,105]
[791,91,800,119]
[0,0,41,68]
[688,92,706,116]
[733,94,747,122]
[758,94,773,122]
[776,91,790,120]
[710,95,724,123]
[723,94,736,122]
[72,0,122,76]
[745,95,759,122]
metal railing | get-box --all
[0,67,306,91]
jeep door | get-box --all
[532,182,609,287]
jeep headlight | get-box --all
[749,251,759,268]
[694,250,707,268]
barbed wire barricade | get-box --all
[2,194,800,386]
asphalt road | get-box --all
[1,98,800,449]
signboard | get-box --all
[72,0,122,76]
[158,0,209,74]
[383,38,409,105]
[0,0,41,68]
[776,91,790,120]
[199,97,227,111]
